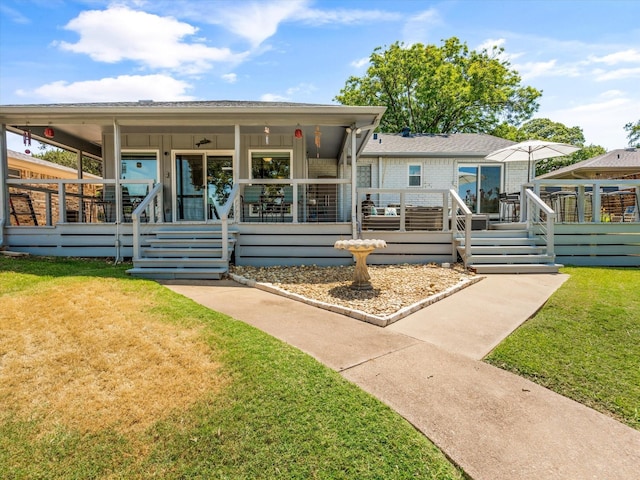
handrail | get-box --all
[131,183,163,261]
[449,189,473,267]
[524,188,555,259]
[217,184,240,262]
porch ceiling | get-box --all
[1,101,385,160]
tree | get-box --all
[33,146,102,177]
[624,120,640,147]
[335,38,541,134]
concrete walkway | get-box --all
[163,274,640,480]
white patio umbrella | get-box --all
[485,140,581,182]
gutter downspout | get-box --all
[0,124,7,247]
[113,119,122,263]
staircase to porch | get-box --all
[456,223,562,274]
[126,225,237,280]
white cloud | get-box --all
[168,0,399,47]
[260,93,288,102]
[259,82,317,103]
[222,73,237,83]
[351,57,369,69]
[588,49,640,65]
[16,75,194,102]
[203,0,309,48]
[592,67,640,82]
[516,60,558,80]
[56,6,246,73]
[0,4,30,24]
[401,8,441,44]
[539,92,640,149]
[285,83,317,97]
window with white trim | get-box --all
[408,164,422,187]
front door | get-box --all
[174,152,234,221]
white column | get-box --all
[351,128,357,238]
[0,124,7,244]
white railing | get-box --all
[450,189,473,267]
[237,178,350,223]
[219,184,240,262]
[131,183,164,261]
[7,178,154,225]
[530,179,639,224]
[524,189,556,259]
[357,188,450,233]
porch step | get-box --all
[467,254,555,264]
[126,267,227,280]
[470,263,563,274]
[466,245,547,255]
[133,258,228,268]
[127,225,237,280]
[457,227,561,274]
[141,247,225,258]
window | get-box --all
[121,152,158,197]
[357,164,372,188]
[408,164,422,187]
[250,151,291,179]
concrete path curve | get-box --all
[163,274,640,480]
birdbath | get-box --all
[334,239,387,290]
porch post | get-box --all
[113,120,122,223]
[234,124,240,219]
[351,128,357,238]
[0,124,7,245]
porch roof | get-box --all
[539,148,640,179]
[0,100,386,160]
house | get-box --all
[7,149,101,225]
[539,148,640,180]
[1,100,638,275]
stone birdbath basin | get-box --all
[334,239,387,290]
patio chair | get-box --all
[240,185,263,221]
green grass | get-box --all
[0,256,463,479]
[486,266,640,430]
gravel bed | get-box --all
[230,263,475,316]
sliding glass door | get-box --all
[458,165,501,214]
[174,153,233,221]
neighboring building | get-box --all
[360,132,519,216]
[540,148,640,180]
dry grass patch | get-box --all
[0,278,225,436]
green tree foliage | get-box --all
[335,38,542,134]
[624,120,640,147]
[33,147,102,176]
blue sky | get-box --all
[1,0,639,152]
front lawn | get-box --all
[485,266,640,430]
[0,256,463,479]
